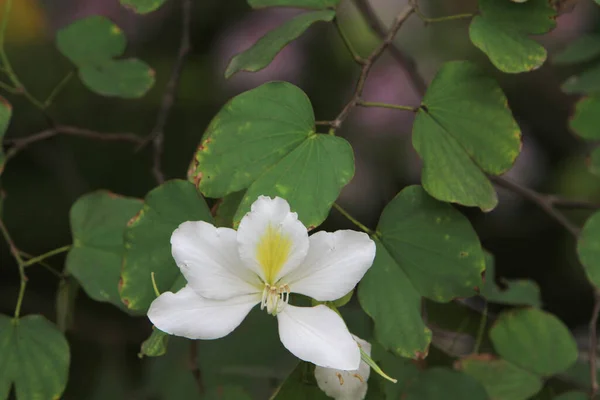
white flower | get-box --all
[147,196,376,370]
[315,335,372,400]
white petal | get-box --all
[147,285,260,340]
[276,305,360,370]
[314,335,372,400]
[237,196,309,285]
[171,221,261,299]
[284,231,376,301]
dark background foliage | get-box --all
[1,0,600,398]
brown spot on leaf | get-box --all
[210,198,223,217]
[122,298,130,307]
[459,251,468,258]
[0,96,12,110]
[118,277,124,293]
[307,225,316,232]
[127,209,143,227]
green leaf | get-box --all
[359,185,485,358]
[190,82,354,228]
[489,308,577,376]
[578,210,600,288]
[570,96,600,140]
[270,362,329,400]
[562,64,600,94]
[0,97,12,175]
[66,191,142,311]
[119,0,167,14]
[139,328,169,358]
[469,0,556,73]
[213,191,246,228]
[554,34,600,64]
[79,59,155,99]
[370,345,420,399]
[55,16,154,98]
[403,368,488,400]
[377,186,485,301]
[481,251,541,307]
[248,0,340,9]
[553,392,589,400]
[413,61,521,211]
[119,180,213,313]
[226,10,334,78]
[358,240,432,359]
[457,355,543,400]
[56,16,126,66]
[0,315,70,400]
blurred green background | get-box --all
[2,0,600,398]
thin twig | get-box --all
[4,125,143,161]
[357,100,418,112]
[491,176,581,237]
[353,0,427,95]
[21,245,71,268]
[410,0,475,24]
[0,218,27,318]
[472,302,488,354]
[44,71,74,108]
[19,250,63,278]
[137,0,193,184]
[590,290,600,399]
[331,4,415,130]
[332,203,374,235]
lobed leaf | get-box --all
[189,81,354,228]
[358,185,484,358]
[225,10,335,78]
[489,308,577,376]
[66,191,142,311]
[457,355,543,400]
[0,315,70,400]
[413,61,521,211]
[469,0,556,73]
[119,180,213,313]
[56,16,154,98]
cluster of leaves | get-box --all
[1,0,600,399]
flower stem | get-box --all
[21,245,71,268]
[332,203,374,235]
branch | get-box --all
[0,218,27,318]
[138,0,193,184]
[4,125,143,161]
[353,0,427,95]
[332,203,374,235]
[591,290,600,398]
[410,0,475,24]
[331,4,415,130]
[490,176,581,237]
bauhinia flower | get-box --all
[148,196,376,370]
[315,335,372,400]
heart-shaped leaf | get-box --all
[119,0,167,14]
[489,308,577,376]
[66,191,142,311]
[358,185,484,358]
[578,211,600,289]
[0,315,70,400]
[248,0,340,9]
[119,180,212,313]
[413,61,521,211]
[189,81,354,228]
[469,0,556,73]
[56,16,154,98]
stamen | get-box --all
[352,373,364,383]
[336,372,344,385]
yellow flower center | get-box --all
[256,223,292,284]
[260,283,290,315]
